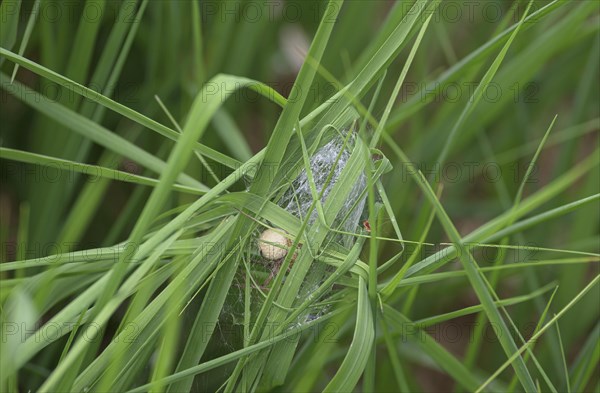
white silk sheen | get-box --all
[279,133,367,248]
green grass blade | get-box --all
[9,0,39,82]
[323,277,374,392]
[476,275,600,393]
[0,147,204,195]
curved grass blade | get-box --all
[323,277,374,392]
[0,147,204,195]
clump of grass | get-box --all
[0,1,598,392]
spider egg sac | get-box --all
[258,229,290,261]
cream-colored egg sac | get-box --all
[258,229,290,260]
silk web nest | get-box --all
[219,125,372,336]
[255,128,368,288]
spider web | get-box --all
[217,129,367,353]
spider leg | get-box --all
[262,258,283,289]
